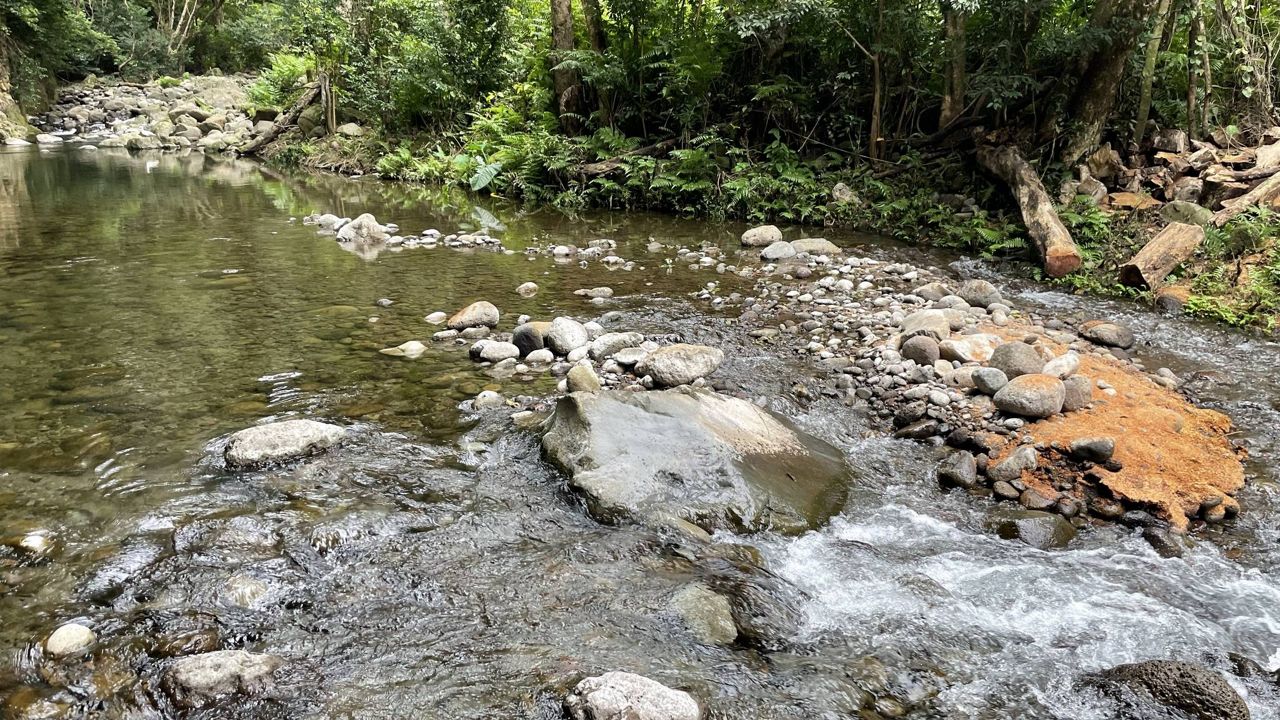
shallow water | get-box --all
[0,146,1277,718]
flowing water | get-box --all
[0,146,1277,719]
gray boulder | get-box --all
[447,301,500,330]
[589,331,644,360]
[937,450,978,489]
[1080,320,1135,349]
[513,321,551,355]
[671,585,737,646]
[567,365,602,393]
[987,445,1039,483]
[224,419,347,470]
[972,367,1009,396]
[900,336,940,366]
[988,342,1045,379]
[565,672,702,720]
[741,224,782,247]
[791,238,841,256]
[956,279,1003,308]
[1069,436,1115,463]
[336,213,390,244]
[1161,201,1214,227]
[993,374,1066,418]
[541,388,850,533]
[164,650,283,708]
[760,241,797,261]
[636,344,724,387]
[899,310,951,343]
[986,509,1076,549]
[1062,374,1094,411]
[478,341,521,363]
[546,317,591,356]
[1090,660,1249,720]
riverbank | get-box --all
[23,75,1280,335]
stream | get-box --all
[1,146,1278,719]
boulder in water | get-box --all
[337,213,390,244]
[1089,660,1249,720]
[1080,320,1136,349]
[741,225,781,247]
[541,387,850,533]
[223,419,347,470]
[565,672,702,720]
[164,650,283,708]
[635,344,724,387]
[45,622,96,657]
[985,509,1076,549]
[448,301,500,330]
[791,238,841,256]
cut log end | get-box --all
[1119,222,1205,289]
[978,144,1083,278]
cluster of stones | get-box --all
[692,225,1219,551]
[18,76,277,153]
[303,212,506,252]
[398,300,726,405]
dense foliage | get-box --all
[2,0,1278,327]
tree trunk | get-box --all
[869,0,885,160]
[1119,222,1204,288]
[1186,10,1199,138]
[550,0,582,134]
[1212,173,1280,227]
[939,3,967,129]
[582,0,607,53]
[238,83,321,156]
[978,144,1083,277]
[1133,0,1173,144]
[1061,0,1161,165]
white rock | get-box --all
[380,340,428,359]
[566,672,701,720]
[45,623,96,657]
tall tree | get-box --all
[939,0,967,128]
[1132,0,1173,143]
[550,0,582,133]
[1061,0,1161,164]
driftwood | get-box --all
[580,139,677,177]
[1212,172,1280,227]
[977,144,1082,277]
[1119,222,1205,289]
[239,83,321,156]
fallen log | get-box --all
[579,139,677,177]
[1212,172,1280,227]
[977,144,1082,277]
[1119,222,1205,289]
[1202,165,1280,183]
[238,83,321,157]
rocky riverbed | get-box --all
[2,149,1278,719]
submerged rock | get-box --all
[985,509,1076,549]
[565,671,702,720]
[164,650,283,708]
[223,419,347,470]
[635,344,724,387]
[541,388,850,533]
[1089,660,1248,720]
[671,585,737,646]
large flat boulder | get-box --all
[541,388,850,533]
[164,650,283,708]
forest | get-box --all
[3,0,1279,327]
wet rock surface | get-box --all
[223,419,348,469]
[541,388,850,533]
[1089,660,1250,720]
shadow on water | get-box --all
[0,146,1277,718]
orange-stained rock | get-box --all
[984,328,1246,529]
